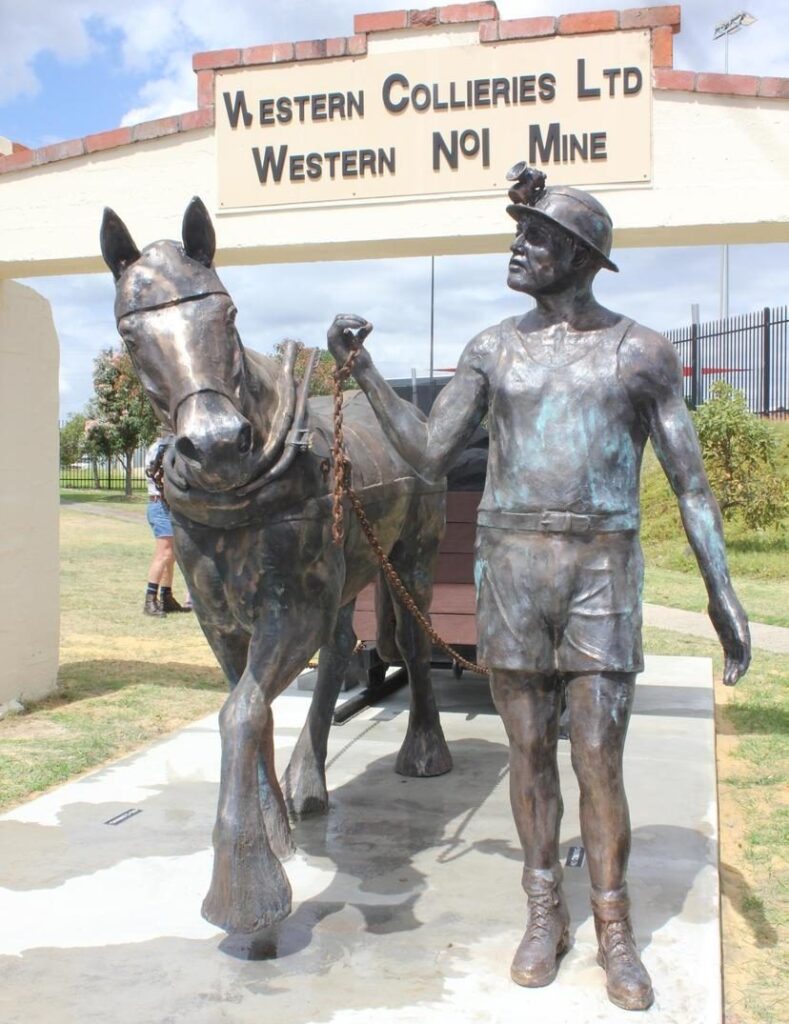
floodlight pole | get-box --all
[713,11,757,321]
[429,255,435,384]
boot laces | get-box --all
[604,920,636,964]
[526,891,555,939]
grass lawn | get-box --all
[0,481,786,1024]
[0,498,225,810]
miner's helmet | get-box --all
[505,161,619,273]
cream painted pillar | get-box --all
[0,280,59,708]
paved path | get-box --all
[644,602,789,654]
[60,501,146,525]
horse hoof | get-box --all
[395,729,453,777]
[202,836,293,934]
[281,762,329,818]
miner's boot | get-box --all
[510,864,571,987]
[592,887,654,1011]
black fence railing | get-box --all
[666,306,788,416]
[59,440,150,491]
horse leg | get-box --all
[390,530,453,778]
[281,600,357,817]
[201,608,331,934]
[201,625,294,858]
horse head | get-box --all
[100,198,296,494]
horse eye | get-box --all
[227,305,238,323]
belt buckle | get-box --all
[575,514,592,533]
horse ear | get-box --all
[182,196,216,267]
[100,208,141,280]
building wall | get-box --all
[0,281,59,707]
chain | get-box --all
[331,341,488,677]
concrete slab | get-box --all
[0,655,719,1024]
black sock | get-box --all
[146,582,158,597]
[160,586,172,600]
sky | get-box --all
[0,0,787,417]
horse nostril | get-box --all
[176,436,201,464]
[237,423,252,455]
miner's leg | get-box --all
[567,671,653,1011]
[490,670,569,987]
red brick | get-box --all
[354,10,408,33]
[696,72,759,97]
[620,6,680,32]
[439,3,498,24]
[196,69,214,109]
[347,34,368,55]
[325,36,347,57]
[241,42,294,65]
[295,38,328,60]
[653,68,695,91]
[479,19,498,41]
[11,142,31,153]
[192,48,241,71]
[408,7,438,26]
[0,148,34,173]
[33,138,84,165]
[558,11,618,34]
[132,115,180,143]
[179,108,215,131]
[84,126,133,154]
[758,76,789,99]
[498,16,556,40]
[651,25,673,67]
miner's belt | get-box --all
[476,509,639,534]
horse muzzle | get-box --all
[175,391,255,491]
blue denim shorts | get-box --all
[147,498,174,539]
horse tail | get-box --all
[374,572,399,664]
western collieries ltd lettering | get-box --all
[222,57,644,187]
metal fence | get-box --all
[666,306,788,416]
[59,440,150,491]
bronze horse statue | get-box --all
[100,197,449,934]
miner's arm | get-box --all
[620,326,750,685]
[327,314,489,482]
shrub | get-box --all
[694,381,789,530]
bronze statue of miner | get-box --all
[328,164,750,1011]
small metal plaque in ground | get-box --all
[104,809,142,826]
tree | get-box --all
[274,339,356,397]
[85,346,159,496]
[694,381,789,530]
[59,413,87,468]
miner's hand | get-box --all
[327,314,373,368]
[708,589,751,686]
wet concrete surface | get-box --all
[0,657,720,1023]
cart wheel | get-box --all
[452,661,463,679]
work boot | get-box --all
[160,592,190,613]
[510,864,571,987]
[143,593,165,617]
[592,887,654,1011]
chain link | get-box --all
[331,341,488,677]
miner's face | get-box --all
[507,215,580,296]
